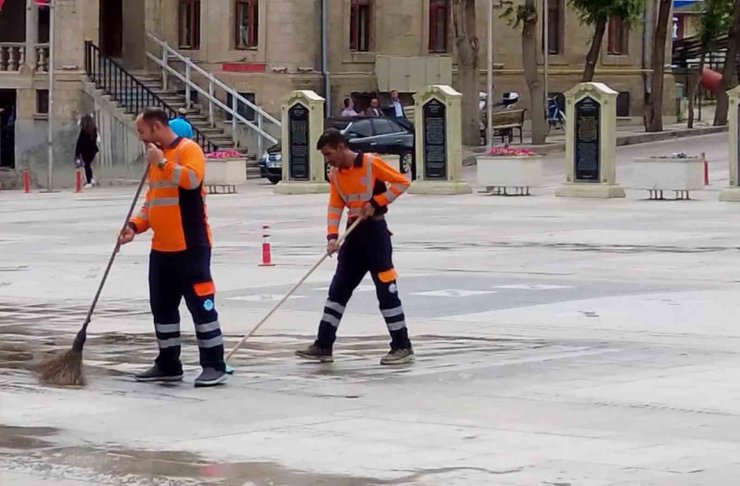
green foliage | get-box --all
[568,0,645,25]
[694,0,733,48]
[498,0,537,29]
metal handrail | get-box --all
[84,41,216,153]
[147,32,280,156]
[145,52,277,143]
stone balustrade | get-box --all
[0,43,49,72]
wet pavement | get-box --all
[2,134,740,485]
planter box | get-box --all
[631,156,704,196]
[204,157,247,187]
[476,155,544,191]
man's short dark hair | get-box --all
[140,107,170,126]
[317,128,346,150]
[343,97,351,108]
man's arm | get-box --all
[326,177,345,241]
[368,157,410,210]
[129,189,152,234]
[158,141,205,190]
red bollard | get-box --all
[74,170,83,193]
[259,224,276,267]
[23,170,30,193]
[703,152,709,186]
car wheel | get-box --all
[267,177,281,185]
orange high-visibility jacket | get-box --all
[129,138,213,252]
[326,152,409,239]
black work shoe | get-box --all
[134,365,184,383]
[194,368,229,387]
[380,348,415,365]
[295,344,334,363]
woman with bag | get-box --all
[75,114,99,188]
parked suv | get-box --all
[258,116,415,184]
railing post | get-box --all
[185,59,191,109]
[162,42,168,91]
[208,77,215,127]
[231,95,238,144]
[257,114,263,157]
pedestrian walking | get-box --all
[74,114,99,188]
[118,107,228,387]
[295,128,414,365]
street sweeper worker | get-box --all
[118,107,228,387]
[295,128,414,365]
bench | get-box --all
[490,109,526,144]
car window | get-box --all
[346,120,373,138]
[373,118,402,135]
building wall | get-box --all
[0,0,94,187]
[142,0,670,119]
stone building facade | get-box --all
[0,0,675,186]
[132,0,673,117]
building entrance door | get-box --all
[0,90,17,169]
[100,0,123,58]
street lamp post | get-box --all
[46,0,55,192]
[486,0,493,149]
[543,0,549,119]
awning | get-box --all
[674,0,702,8]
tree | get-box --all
[687,0,732,128]
[714,0,740,126]
[499,0,547,144]
[452,0,481,146]
[569,0,645,82]
[644,0,672,132]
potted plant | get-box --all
[204,149,247,188]
[476,145,544,195]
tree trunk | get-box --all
[523,0,546,145]
[582,16,607,82]
[645,0,672,132]
[714,0,740,126]
[452,0,481,146]
[687,51,706,129]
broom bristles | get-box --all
[38,348,86,386]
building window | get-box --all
[38,7,50,44]
[350,0,371,52]
[607,17,629,55]
[545,0,563,55]
[36,89,49,115]
[178,0,201,50]
[235,0,258,49]
[429,0,449,53]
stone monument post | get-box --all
[408,85,472,195]
[556,82,625,199]
[719,85,740,202]
[275,90,329,195]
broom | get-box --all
[224,216,364,365]
[38,166,150,386]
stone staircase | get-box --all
[86,68,261,180]
[131,72,261,180]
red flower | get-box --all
[486,146,535,157]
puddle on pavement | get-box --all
[1,438,396,485]
[0,425,58,450]
[0,300,553,386]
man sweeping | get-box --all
[295,128,414,365]
[118,107,228,387]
